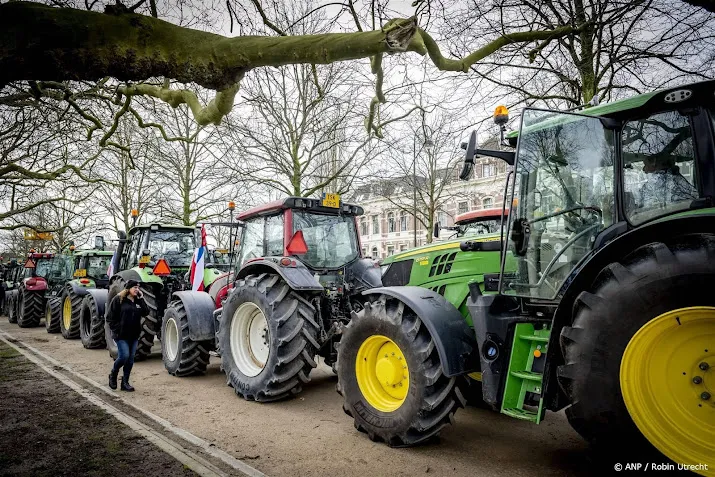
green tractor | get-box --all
[433,207,507,240]
[377,206,512,403]
[80,223,214,360]
[56,238,114,343]
[1,259,21,319]
[335,80,714,474]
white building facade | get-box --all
[352,157,510,260]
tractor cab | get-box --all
[435,207,508,240]
[118,223,198,285]
[2,260,20,289]
[72,250,114,288]
[22,252,56,281]
[236,195,370,289]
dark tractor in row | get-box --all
[159,196,383,402]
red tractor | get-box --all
[13,252,59,327]
[160,196,383,401]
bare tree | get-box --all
[220,62,379,197]
[147,100,238,225]
[374,112,463,245]
[0,103,111,229]
[440,0,715,109]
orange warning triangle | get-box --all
[152,258,171,276]
[24,258,36,268]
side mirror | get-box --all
[459,131,477,180]
[117,230,127,241]
[433,222,440,238]
[94,236,105,250]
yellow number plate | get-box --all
[139,255,151,264]
[322,193,340,208]
[73,269,87,278]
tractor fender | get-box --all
[542,213,715,411]
[110,269,146,288]
[85,288,108,319]
[237,259,323,292]
[170,291,217,342]
[23,277,48,292]
[362,286,479,377]
[67,280,90,298]
[345,258,383,290]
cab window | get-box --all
[622,111,699,224]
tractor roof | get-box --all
[74,250,114,257]
[128,223,197,234]
[27,252,54,259]
[238,196,364,221]
[455,207,508,225]
[506,79,715,140]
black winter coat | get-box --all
[106,294,149,341]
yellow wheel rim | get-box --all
[621,306,715,476]
[355,335,409,412]
[63,296,72,330]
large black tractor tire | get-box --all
[136,283,161,361]
[17,288,44,328]
[80,292,107,350]
[161,300,212,377]
[219,273,319,402]
[336,295,466,447]
[558,236,715,462]
[44,297,61,333]
[7,291,18,324]
[60,286,82,339]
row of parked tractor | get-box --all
[2,81,714,475]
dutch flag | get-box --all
[189,224,207,292]
[107,248,117,278]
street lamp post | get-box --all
[413,134,433,248]
[413,137,417,248]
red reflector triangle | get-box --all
[24,259,36,268]
[153,258,172,276]
[286,230,308,255]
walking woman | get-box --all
[106,279,148,391]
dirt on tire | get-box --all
[0,341,197,477]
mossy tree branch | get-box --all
[1,2,577,129]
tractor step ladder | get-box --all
[500,323,550,423]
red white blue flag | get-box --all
[189,225,207,292]
[107,248,117,277]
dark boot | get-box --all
[120,375,134,392]
[108,370,118,390]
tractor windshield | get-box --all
[503,109,615,299]
[457,218,502,237]
[87,256,112,279]
[148,230,196,267]
[31,259,53,278]
[293,211,360,269]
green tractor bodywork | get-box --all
[337,80,715,472]
[97,223,226,360]
[1,260,21,318]
[380,212,507,328]
[57,248,114,339]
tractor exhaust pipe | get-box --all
[111,230,127,275]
